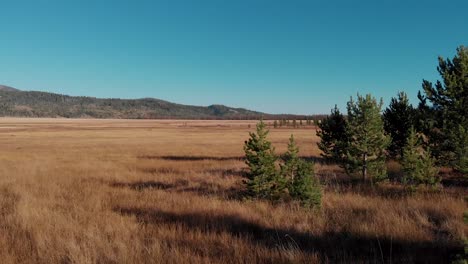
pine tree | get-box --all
[290,161,321,207]
[281,135,300,181]
[383,91,416,158]
[281,135,321,207]
[346,94,390,183]
[316,105,349,165]
[453,125,468,175]
[401,127,439,186]
[400,127,419,185]
[419,46,468,171]
[244,120,284,199]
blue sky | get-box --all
[0,0,466,114]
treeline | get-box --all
[241,46,467,210]
[0,90,264,119]
[317,46,468,185]
[0,89,322,120]
[271,117,322,128]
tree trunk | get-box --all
[362,153,367,182]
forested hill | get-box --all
[0,85,20,92]
[0,86,309,119]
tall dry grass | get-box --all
[0,118,466,263]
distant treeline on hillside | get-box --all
[0,87,322,120]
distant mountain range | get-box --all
[0,85,314,119]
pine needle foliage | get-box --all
[401,127,440,187]
[383,91,416,158]
[419,46,468,172]
[452,125,468,175]
[244,120,284,200]
[244,125,322,207]
[346,94,390,183]
[281,135,322,207]
[316,105,349,165]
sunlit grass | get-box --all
[0,118,465,263]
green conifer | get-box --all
[346,94,390,183]
[452,125,468,175]
[244,120,284,199]
[281,135,321,207]
[383,91,416,158]
[419,46,468,171]
[401,127,440,186]
[317,105,349,166]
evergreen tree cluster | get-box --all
[316,45,468,188]
[244,121,321,207]
[419,46,468,173]
[318,92,440,187]
[317,95,391,184]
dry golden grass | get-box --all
[0,118,466,263]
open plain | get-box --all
[0,118,466,263]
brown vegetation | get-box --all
[0,118,466,263]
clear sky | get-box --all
[0,0,466,114]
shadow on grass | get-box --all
[324,179,419,199]
[111,181,174,191]
[113,206,461,263]
[313,156,467,190]
[203,168,246,177]
[110,179,189,191]
[138,155,245,161]
[137,167,246,178]
[322,173,466,199]
[138,167,184,175]
[440,169,468,188]
[110,179,245,200]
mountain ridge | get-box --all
[0,85,313,119]
[0,85,20,92]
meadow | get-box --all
[0,118,466,263]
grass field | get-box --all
[0,118,466,263]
